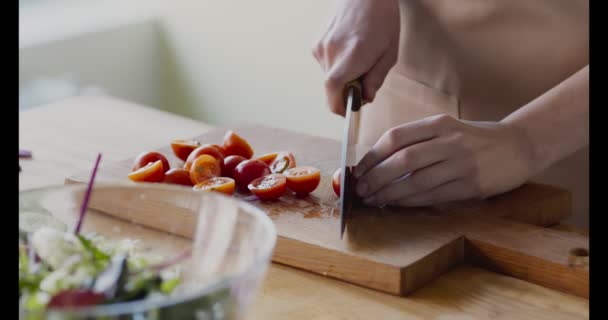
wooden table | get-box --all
[19,96,589,319]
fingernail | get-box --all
[354,166,365,178]
[356,182,368,197]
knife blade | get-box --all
[339,79,363,239]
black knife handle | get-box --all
[344,79,363,112]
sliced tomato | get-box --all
[284,166,321,196]
[170,140,201,162]
[193,177,235,195]
[128,160,165,182]
[255,152,278,165]
[234,159,271,192]
[184,145,225,171]
[269,152,296,174]
[248,174,287,201]
[223,131,254,159]
[133,151,170,173]
[164,168,193,186]
[332,168,341,197]
[189,155,221,184]
[210,144,226,157]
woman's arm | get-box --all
[502,65,589,176]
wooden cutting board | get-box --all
[66,124,589,298]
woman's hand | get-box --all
[313,0,400,116]
[353,115,536,207]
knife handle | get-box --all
[344,79,363,112]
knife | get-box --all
[339,79,363,239]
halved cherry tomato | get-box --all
[184,145,225,171]
[270,152,296,174]
[210,144,226,157]
[233,159,271,192]
[193,177,235,195]
[222,155,247,179]
[223,131,254,159]
[189,155,221,184]
[164,168,193,186]
[248,174,287,201]
[256,152,278,165]
[284,166,321,196]
[332,168,341,197]
[128,160,165,182]
[133,151,170,173]
[170,140,201,162]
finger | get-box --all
[354,115,456,178]
[325,43,372,116]
[388,179,478,207]
[356,138,455,197]
[362,159,465,206]
[362,39,398,102]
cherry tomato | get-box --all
[284,166,321,196]
[184,145,225,171]
[223,131,254,159]
[170,140,201,162]
[193,177,235,195]
[256,152,278,165]
[47,289,105,309]
[233,159,271,192]
[222,155,247,178]
[270,152,296,174]
[163,168,193,186]
[128,160,165,182]
[248,174,287,201]
[332,168,341,197]
[133,151,170,173]
[210,144,226,157]
[189,155,221,184]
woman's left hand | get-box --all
[354,114,537,207]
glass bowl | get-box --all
[19,182,277,320]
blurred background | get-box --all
[19,0,343,139]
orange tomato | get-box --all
[256,152,279,165]
[189,155,221,184]
[248,174,287,201]
[184,145,225,171]
[332,168,341,197]
[193,177,236,195]
[284,166,321,196]
[170,140,201,162]
[128,160,165,182]
[223,131,254,159]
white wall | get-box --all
[157,0,342,139]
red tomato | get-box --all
[133,151,170,173]
[193,177,235,195]
[233,159,271,192]
[170,140,201,162]
[332,168,341,197]
[128,160,165,182]
[248,174,287,201]
[184,145,225,171]
[223,131,254,159]
[222,155,247,178]
[269,152,296,174]
[47,289,105,309]
[255,152,278,165]
[189,155,221,184]
[163,168,193,186]
[284,166,321,196]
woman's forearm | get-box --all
[502,65,589,175]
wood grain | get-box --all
[66,124,587,297]
[21,96,588,319]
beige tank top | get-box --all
[359,0,589,227]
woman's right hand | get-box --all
[313,0,400,116]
